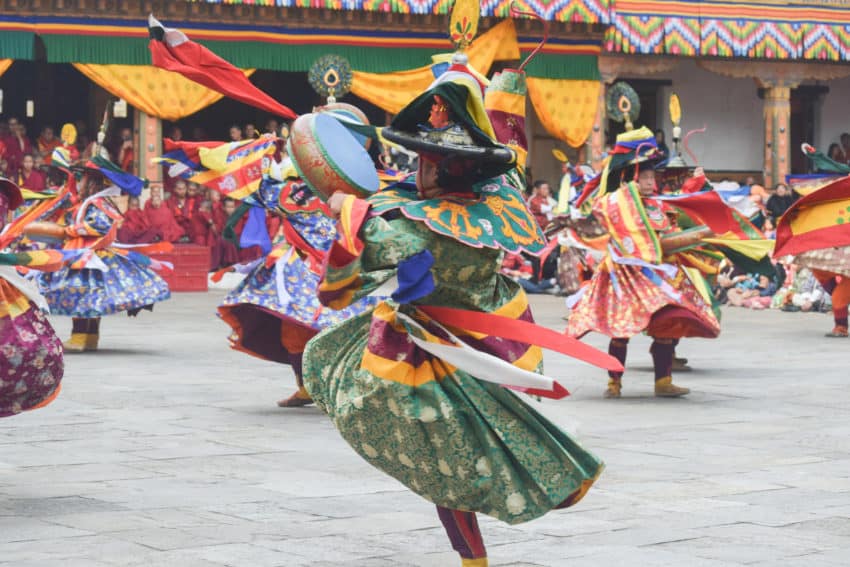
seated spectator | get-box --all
[828,143,843,164]
[118,196,159,243]
[145,193,184,243]
[264,119,279,135]
[16,154,45,192]
[766,183,796,221]
[762,217,776,239]
[33,152,45,171]
[190,200,219,269]
[4,117,32,175]
[727,273,776,309]
[744,175,769,206]
[214,194,239,266]
[167,180,196,238]
[528,180,556,230]
[116,128,134,172]
[500,253,533,280]
[517,251,558,294]
[776,267,830,313]
[187,182,203,209]
[36,126,61,157]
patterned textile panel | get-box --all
[185,0,613,23]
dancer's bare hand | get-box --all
[328,191,347,218]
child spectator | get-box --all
[762,217,776,239]
[145,193,184,243]
[17,154,45,192]
[528,180,556,230]
[118,196,158,244]
[167,180,195,239]
[727,273,777,309]
[187,182,202,210]
[500,253,533,280]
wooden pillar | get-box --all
[760,83,792,188]
[135,111,162,203]
[588,72,617,171]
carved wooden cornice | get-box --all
[598,54,679,83]
[698,59,850,84]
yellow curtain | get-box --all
[527,78,601,149]
[351,19,519,115]
[0,60,12,79]
[73,63,255,121]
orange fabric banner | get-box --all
[350,20,519,115]
[527,78,601,148]
[0,59,12,78]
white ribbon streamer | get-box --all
[369,275,398,298]
[74,185,122,227]
[394,311,557,393]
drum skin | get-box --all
[317,103,371,150]
[288,112,379,202]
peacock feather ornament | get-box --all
[308,55,353,104]
[607,81,640,131]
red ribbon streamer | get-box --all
[419,305,624,373]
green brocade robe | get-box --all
[302,186,603,525]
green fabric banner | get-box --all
[0,31,35,60]
[522,53,600,81]
[42,35,447,73]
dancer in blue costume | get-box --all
[38,166,171,352]
[218,162,377,407]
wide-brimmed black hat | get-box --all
[381,70,516,185]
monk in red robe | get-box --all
[118,196,159,243]
[16,154,45,192]
[146,194,184,243]
[166,180,196,240]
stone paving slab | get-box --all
[2,292,850,565]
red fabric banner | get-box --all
[148,16,297,120]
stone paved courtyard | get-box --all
[2,292,850,566]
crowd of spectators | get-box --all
[0,117,140,187]
[825,133,850,168]
[4,116,286,271]
[115,179,277,271]
[495,161,840,324]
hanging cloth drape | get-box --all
[72,63,255,121]
[0,59,12,78]
[527,78,601,149]
[350,20,519,115]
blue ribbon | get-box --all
[392,249,436,304]
[239,205,272,255]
